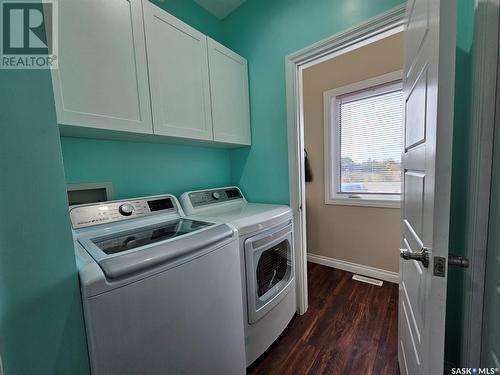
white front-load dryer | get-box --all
[180,187,297,366]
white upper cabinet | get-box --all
[53,0,153,134]
[143,2,213,141]
[207,38,251,145]
[52,1,251,146]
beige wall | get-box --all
[303,32,403,273]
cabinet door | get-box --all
[144,3,213,141]
[208,38,251,146]
[52,0,153,134]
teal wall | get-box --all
[60,0,229,200]
[0,72,89,373]
[222,0,405,204]
[61,138,231,199]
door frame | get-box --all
[285,4,406,314]
[461,0,500,365]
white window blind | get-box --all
[337,84,403,195]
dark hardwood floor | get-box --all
[247,262,399,375]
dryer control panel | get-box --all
[187,187,243,208]
[70,195,178,229]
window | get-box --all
[324,72,403,208]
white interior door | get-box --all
[399,0,456,374]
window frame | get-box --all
[323,70,403,209]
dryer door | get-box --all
[245,222,294,324]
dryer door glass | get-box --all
[245,224,294,324]
[256,240,291,298]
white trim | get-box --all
[323,72,403,208]
[352,274,384,286]
[286,4,405,315]
[461,0,500,366]
[286,51,309,315]
[307,253,399,284]
[324,70,403,99]
[300,25,404,70]
[324,198,401,209]
[288,6,406,67]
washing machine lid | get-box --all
[91,218,212,255]
[79,220,234,279]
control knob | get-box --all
[119,203,134,216]
[212,192,221,200]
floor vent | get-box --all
[352,274,383,286]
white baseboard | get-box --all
[307,253,399,284]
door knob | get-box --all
[400,247,430,268]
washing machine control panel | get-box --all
[70,195,177,229]
[189,188,243,208]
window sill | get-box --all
[325,197,401,209]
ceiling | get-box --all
[194,0,246,19]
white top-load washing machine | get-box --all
[180,187,296,366]
[70,194,246,375]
